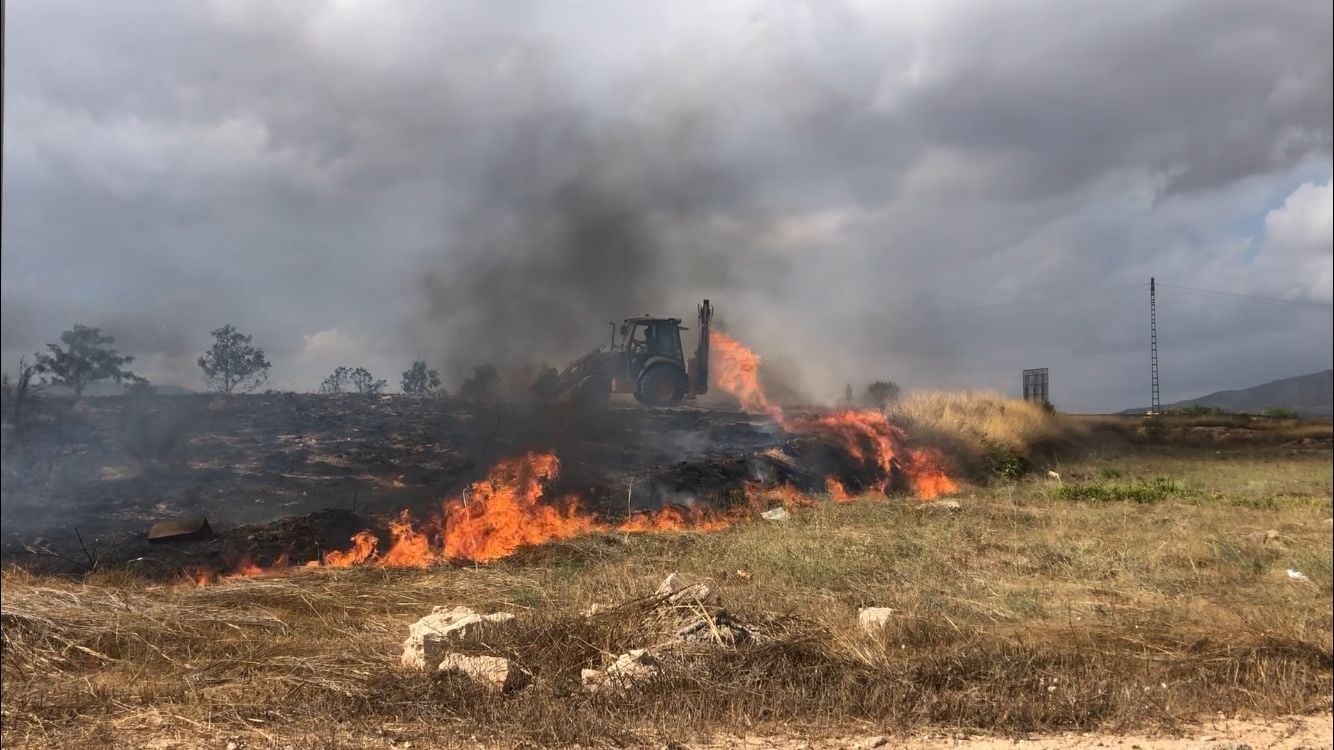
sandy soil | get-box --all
[703,714,1332,749]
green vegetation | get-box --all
[1052,476,1183,504]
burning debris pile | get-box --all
[183,332,955,585]
[708,330,956,498]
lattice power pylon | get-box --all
[1149,277,1160,414]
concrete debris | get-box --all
[400,606,517,670]
[916,499,961,512]
[655,572,684,596]
[582,649,661,693]
[760,507,791,522]
[437,653,524,693]
[674,609,753,646]
[858,607,895,634]
[655,572,715,605]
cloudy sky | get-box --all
[3,0,1331,411]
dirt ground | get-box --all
[81,713,1334,750]
[706,714,1332,749]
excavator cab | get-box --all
[617,317,687,406]
[530,299,712,409]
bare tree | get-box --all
[198,324,271,393]
[1,356,42,426]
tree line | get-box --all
[5,323,445,398]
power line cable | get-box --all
[951,283,1147,313]
[1156,282,1333,309]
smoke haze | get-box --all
[3,1,1331,410]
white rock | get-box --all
[760,507,791,522]
[1287,569,1311,583]
[580,668,604,691]
[655,572,684,596]
[916,499,961,512]
[400,606,517,670]
[583,649,661,693]
[674,610,753,646]
[654,573,715,605]
[437,653,524,693]
[858,607,895,634]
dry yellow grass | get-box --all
[886,391,1083,475]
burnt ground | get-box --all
[0,393,791,575]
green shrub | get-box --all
[1261,406,1298,419]
[1099,467,1125,479]
[1052,477,1181,504]
[1169,404,1223,416]
[990,452,1030,479]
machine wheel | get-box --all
[635,364,686,407]
[574,375,611,410]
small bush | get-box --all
[1052,477,1181,504]
[1169,404,1224,416]
[1229,496,1280,511]
[990,452,1030,479]
[1099,467,1125,479]
[1261,406,1298,419]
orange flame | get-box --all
[906,448,959,499]
[442,453,596,562]
[824,477,852,502]
[323,530,378,567]
[710,330,786,422]
[379,510,440,567]
[226,557,264,579]
[618,504,733,533]
[710,329,956,499]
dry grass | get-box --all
[887,392,1332,478]
[886,391,1084,476]
[3,447,1331,749]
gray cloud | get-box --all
[2,0,1330,411]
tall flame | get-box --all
[709,329,957,498]
[442,453,596,562]
[710,330,786,422]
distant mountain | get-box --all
[1123,370,1333,417]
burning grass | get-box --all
[3,448,1330,748]
[885,391,1082,476]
